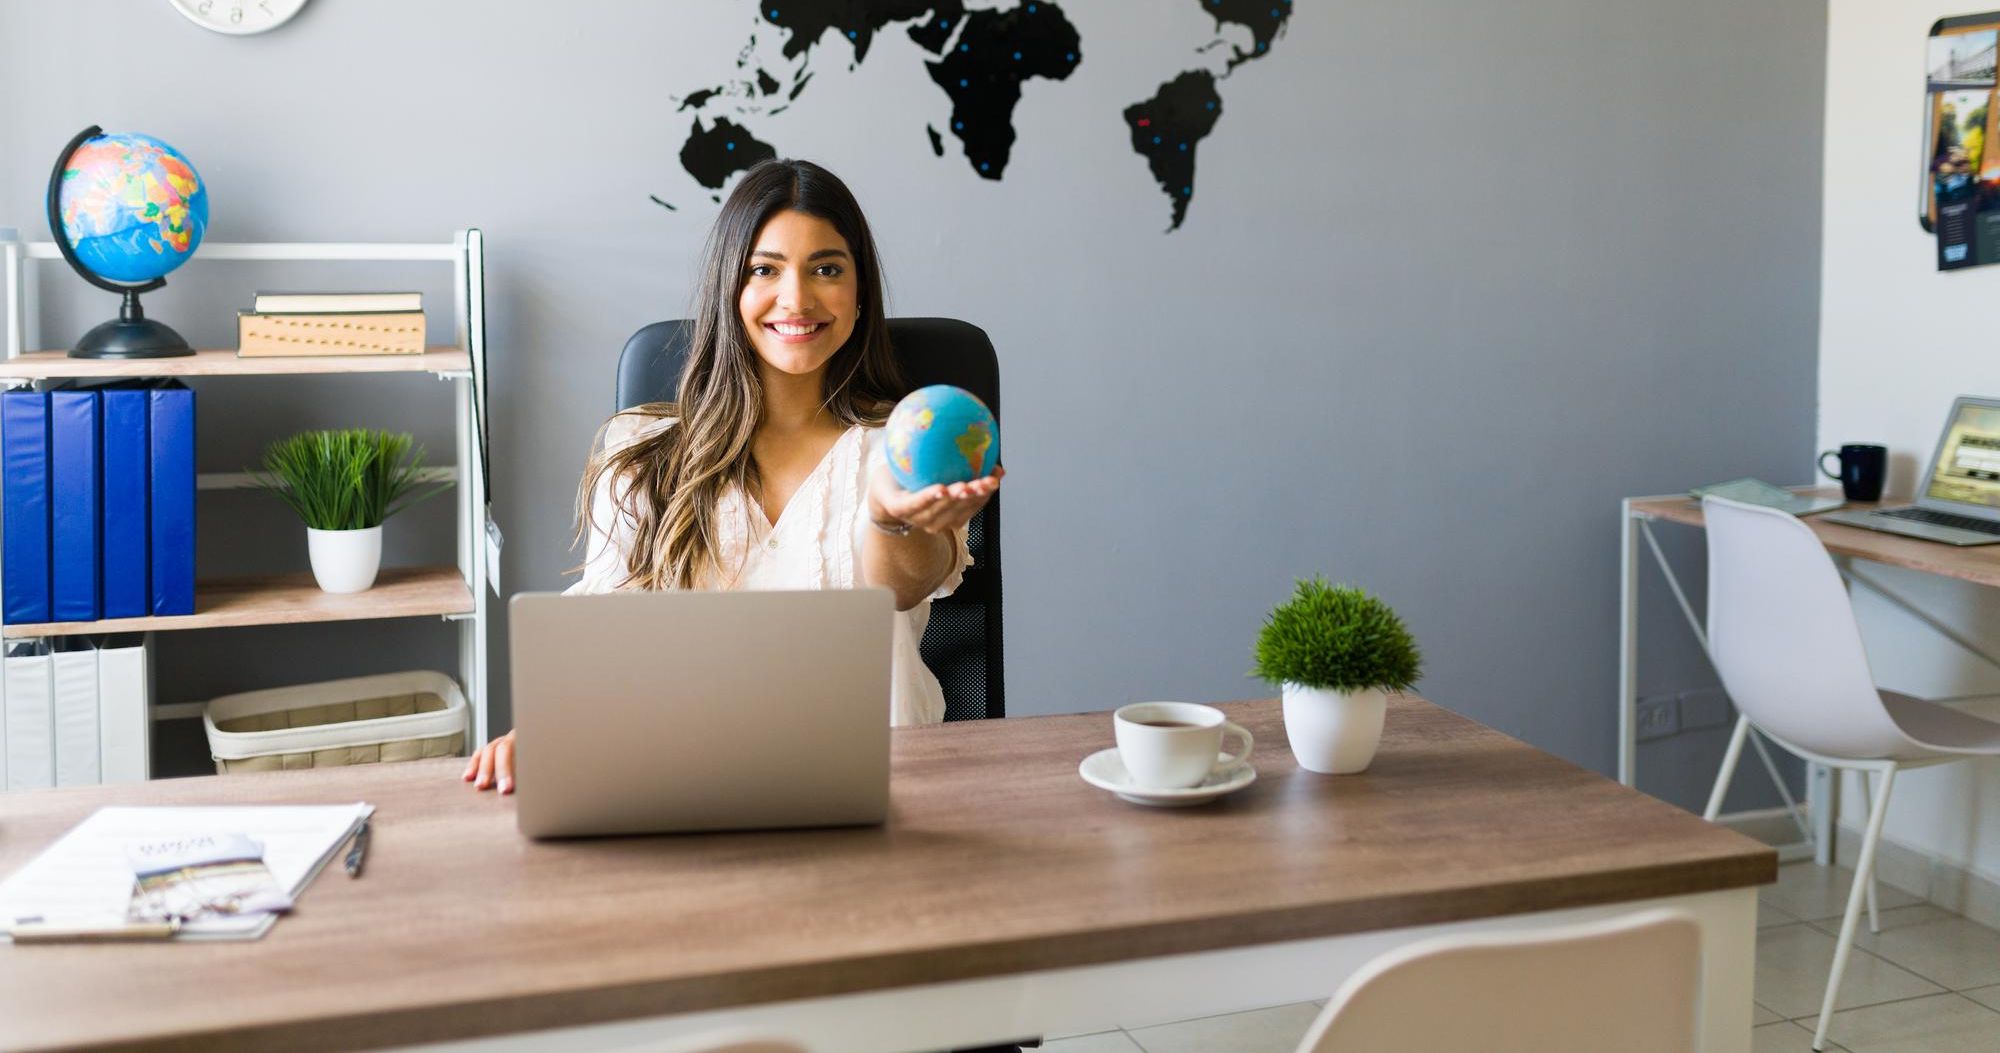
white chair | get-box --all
[1699,495,2000,1051]
[1294,909,1701,1052]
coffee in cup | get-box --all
[1114,702,1254,789]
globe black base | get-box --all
[69,316,196,359]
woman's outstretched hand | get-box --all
[462,729,515,794]
[868,461,1003,535]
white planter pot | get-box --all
[1282,683,1388,774]
[306,525,383,594]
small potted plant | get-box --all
[1253,577,1423,774]
[252,429,446,594]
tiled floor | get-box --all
[1043,862,2000,1053]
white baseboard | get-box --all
[1832,823,2000,932]
[1713,808,1817,864]
[1716,807,1809,846]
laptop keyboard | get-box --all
[1879,507,2000,535]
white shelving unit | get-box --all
[0,230,493,754]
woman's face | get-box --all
[737,209,860,381]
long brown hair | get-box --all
[575,159,906,590]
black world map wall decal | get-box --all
[655,0,1294,232]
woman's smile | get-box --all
[763,317,832,342]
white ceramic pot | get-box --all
[1282,683,1388,774]
[306,525,383,594]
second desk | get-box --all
[1619,488,2000,861]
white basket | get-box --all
[203,670,468,773]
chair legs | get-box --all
[1703,714,1752,821]
[1812,764,1898,1053]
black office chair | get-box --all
[615,318,1004,721]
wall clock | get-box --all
[168,0,307,36]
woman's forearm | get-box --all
[861,525,955,611]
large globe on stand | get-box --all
[47,126,208,358]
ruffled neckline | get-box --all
[710,426,867,589]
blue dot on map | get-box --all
[1153,136,1161,144]
[1179,143,1187,151]
[981,162,990,171]
[1183,186,1191,195]
[1206,101,1216,110]
[960,78,969,87]
[848,30,858,39]
[954,121,963,130]
[726,142,736,151]
[1014,52,1022,60]
[940,18,949,27]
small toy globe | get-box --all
[885,385,1000,491]
[45,125,207,358]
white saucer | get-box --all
[1077,748,1257,807]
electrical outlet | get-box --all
[1676,687,1733,732]
[1635,695,1681,741]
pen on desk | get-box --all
[10,917,182,944]
[344,819,370,879]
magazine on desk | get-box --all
[0,804,372,941]
[1688,478,1846,517]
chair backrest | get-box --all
[614,318,1003,720]
[1702,496,1909,759]
[1296,909,1702,1053]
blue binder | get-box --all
[148,383,195,616]
[2,392,51,624]
[100,387,150,619]
[49,390,101,622]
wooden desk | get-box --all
[1618,488,2000,863]
[0,697,1773,1053]
[1628,490,2000,588]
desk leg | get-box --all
[1701,887,1759,1053]
[1620,500,1640,787]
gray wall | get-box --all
[0,1,1823,808]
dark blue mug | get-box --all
[1819,444,1886,502]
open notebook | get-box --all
[1688,478,1845,517]
[0,804,373,941]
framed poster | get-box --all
[1924,13,2000,269]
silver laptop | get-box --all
[507,589,894,839]
[1820,395,2000,545]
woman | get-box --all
[465,158,1001,794]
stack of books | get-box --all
[237,291,425,358]
[2,382,196,626]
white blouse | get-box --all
[563,413,971,727]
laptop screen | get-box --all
[1926,401,2000,508]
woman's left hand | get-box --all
[869,460,1004,535]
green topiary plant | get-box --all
[251,429,447,531]
[1252,577,1423,693]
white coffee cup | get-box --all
[1113,702,1254,790]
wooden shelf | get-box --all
[3,565,472,638]
[0,347,470,380]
